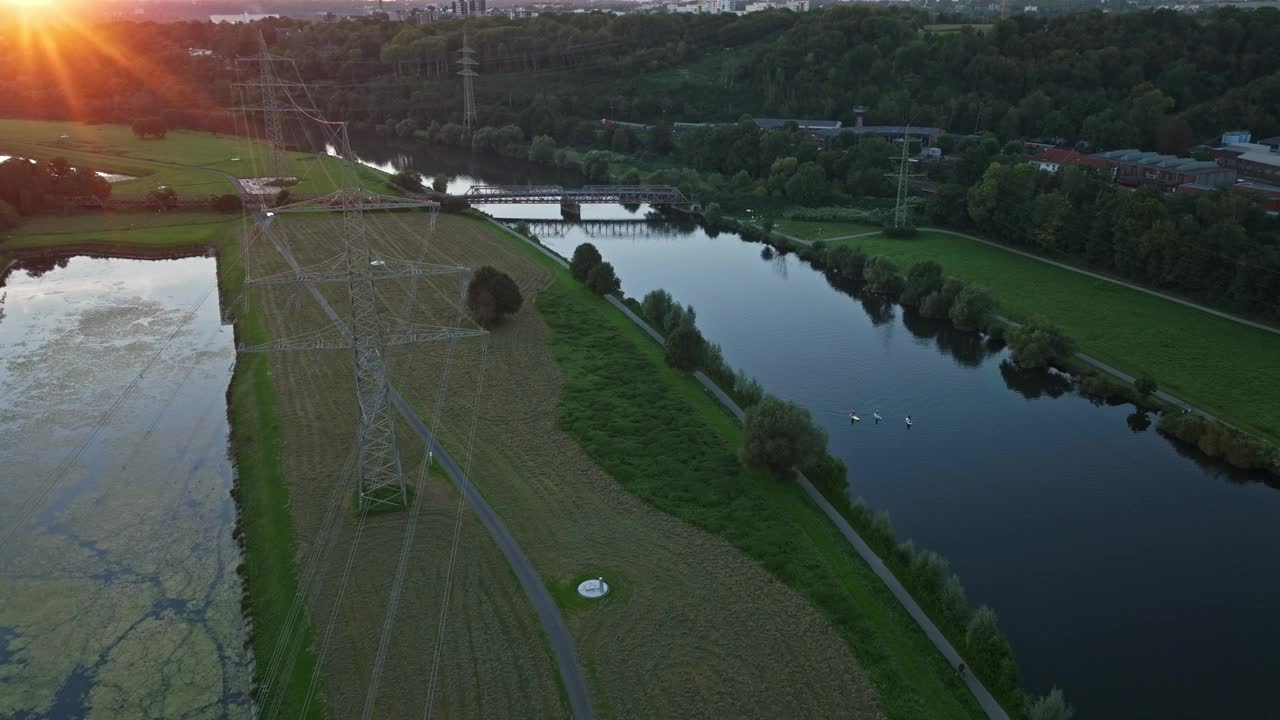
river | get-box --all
[342,134,1280,720]
[0,252,250,719]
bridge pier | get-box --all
[560,201,582,219]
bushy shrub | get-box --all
[863,255,903,295]
[740,396,828,473]
[1007,316,1075,367]
[783,206,889,226]
[665,322,705,370]
[825,245,868,278]
[586,261,621,296]
[733,370,765,408]
[949,285,995,331]
[466,265,523,327]
[570,242,602,282]
[1028,688,1075,720]
[1080,373,1127,402]
[801,452,849,496]
[900,260,943,306]
[920,277,965,319]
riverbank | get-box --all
[487,215,998,720]
[735,220,1280,448]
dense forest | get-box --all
[3,7,1279,147]
[1,7,1278,317]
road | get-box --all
[255,214,595,720]
[490,216,1012,720]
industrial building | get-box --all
[1091,149,1235,191]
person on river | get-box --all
[873,410,882,424]
[905,415,913,429]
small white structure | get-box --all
[577,576,610,599]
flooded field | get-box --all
[0,253,250,719]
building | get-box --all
[1027,148,1110,174]
[1221,130,1252,145]
[1092,149,1235,191]
[1209,142,1280,183]
[209,12,278,23]
[1177,180,1280,213]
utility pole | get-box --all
[457,30,479,132]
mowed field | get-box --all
[832,230,1280,443]
[0,118,392,197]
[262,211,889,719]
[241,215,566,719]
[2,210,238,249]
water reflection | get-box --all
[0,255,249,718]
[998,360,1073,400]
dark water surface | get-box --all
[345,137,1280,720]
[0,253,250,719]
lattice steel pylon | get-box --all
[887,127,923,229]
[457,31,479,132]
[236,67,486,511]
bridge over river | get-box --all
[454,184,699,217]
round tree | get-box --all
[570,242,603,282]
[900,260,943,306]
[585,261,621,296]
[664,322,705,370]
[1007,316,1075,368]
[466,265,523,327]
[740,396,828,474]
[948,285,995,331]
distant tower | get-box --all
[479,0,487,13]
[852,105,868,129]
[889,128,921,230]
[456,31,479,132]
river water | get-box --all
[343,135,1280,720]
[0,253,250,719]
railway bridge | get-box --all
[455,185,699,218]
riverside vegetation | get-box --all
[558,237,1072,717]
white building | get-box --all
[209,13,279,23]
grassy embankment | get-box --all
[494,220,987,720]
[736,214,1279,445]
[2,211,236,248]
[775,218,878,241]
[214,226,325,719]
[807,230,1280,444]
[0,118,391,197]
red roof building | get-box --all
[1027,148,1110,174]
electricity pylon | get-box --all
[236,68,486,511]
[887,127,923,230]
[457,31,479,132]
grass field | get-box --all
[354,213,903,719]
[513,237,983,720]
[831,230,1280,442]
[2,211,238,249]
[775,218,879,241]
[237,212,566,719]
[0,118,393,198]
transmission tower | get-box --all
[457,31,479,132]
[887,128,923,230]
[236,69,486,511]
[233,33,321,181]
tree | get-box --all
[394,117,419,138]
[570,243,603,282]
[948,285,995,331]
[529,135,557,164]
[586,261,621,296]
[1006,315,1076,368]
[213,193,242,213]
[703,202,722,226]
[921,277,965,319]
[466,265,523,327]
[900,260,943,306]
[785,161,829,206]
[825,245,868,277]
[1135,374,1158,398]
[740,396,828,473]
[863,255,902,295]
[649,122,674,155]
[664,322,705,370]
[1028,688,1075,720]
[432,175,449,193]
[391,169,423,193]
[146,186,177,210]
[131,117,167,139]
[641,289,675,330]
[965,605,1001,655]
